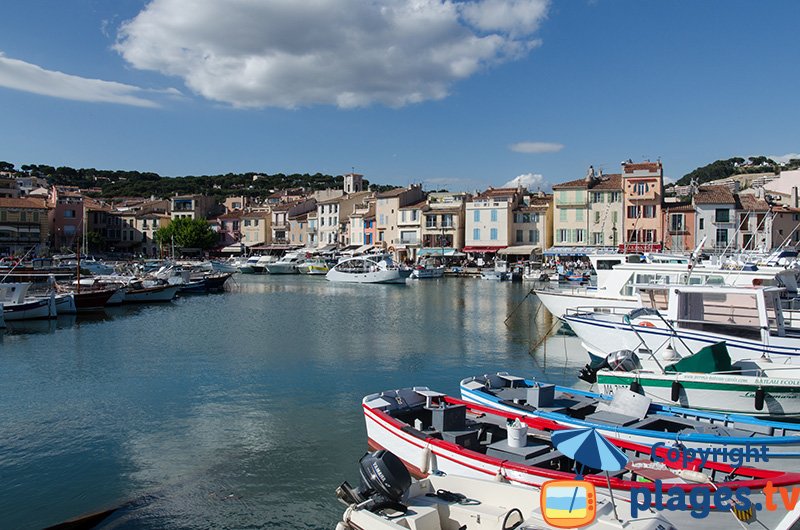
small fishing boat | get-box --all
[0,282,57,320]
[363,387,799,527]
[326,256,410,284]
[584,342,800,417]
[334,450,673,530]
[461,372,800,462]
[124,280,179,303]
[71,287,118,310]
[409,263,445,279]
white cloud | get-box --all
[771,153,800,164]
[113,0,550,109]
[503,172,548,190]
[509,141,564,153]
[0,52,163,108]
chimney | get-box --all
[585,165,595,183]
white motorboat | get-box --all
[0,282,57,320]
[564,284,800,364]
[335,451,674,530]
[52,293,77,314]
[481,259,510,280]
[264,251,303,274]
[535,251,800,318]
[326,256,410,284]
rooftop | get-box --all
[0,197,48,209]
[693,185,736,205]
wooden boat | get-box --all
[460,372,800,464]
[297,258,329,275]
[335,451,673,530]
[363,387,800,527]
[71,288,118,310]
[124,281,179,303]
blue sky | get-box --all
[1,0,798,192]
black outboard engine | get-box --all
[336,450,412,513]
[578,350,640,384]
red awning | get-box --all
[618,243,662,252]
[462,246,507,253]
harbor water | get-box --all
[0,276,584,529]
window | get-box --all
[522,213,530,223]
[627,205,639,218]
[592,232,604,245]
[473,228,481,240]
[64,225,76,235]
[576,209,584,222]
[426,216,437,228]
[716,228,728,247]
[611,192,622,202]
[442,214,453,228]
[20,212,27,222]
[560,209,567,222]
[530,230,539,244]
[699,218,705,230]
[591,192,604,203]
[643,229,656,243]
[411,210,418,221]
[670,214,684,232]
[594,211,601,224]
[635,182,648,195]
[574,229,585,243]
[244,219,251,227]
[627,230,638,242]
[612,211,618,223]
[321,217,325,226]
[473,210,480,222]
[557,229,570,243]
[490,209,498,222]
[715,209,730,223]
[532,213,539,223]
[643,205,656,218]
[490,228,498,240]
[64,209,76,218]
[401,211,407,222]
[516,229,523,242]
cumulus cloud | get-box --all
[0,51,165,108]
[503,172,548,190]
[113,0,550,109]
[772,153,800,164]
[509,141,564,153]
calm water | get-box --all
[0,276,585,529]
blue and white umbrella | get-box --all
[551,427,629,472]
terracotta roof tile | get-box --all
[694,185,736,204]
[0,197,49,209]
[623,162,662,173]
[736,194,770,212]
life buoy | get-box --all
[638,321,655,328]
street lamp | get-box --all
[611,226,618,250]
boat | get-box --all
[363,387,799,527]
[0,282,57,320]
[460,372,800,462]
[535,250,800,318]
[238,256,261,274]
[254,255,277,273]
[52,292,77,314]
[297,258,329,275]
[586,342,800,417]
[264,251,304,274]
[564,284,800,364]
[123,280,179,303]
[334,450,673,530]
[71,287,118,310]
[0,303,4,328]
[409,261,445,279]
[176,272,232,293]
[326,256,410,284]
[481,260,511,281]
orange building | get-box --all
[621,161,664,252]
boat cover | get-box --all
[664,341,732,374]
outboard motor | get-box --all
[578,350,640,384]
[336,450,412,513]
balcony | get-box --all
[628,190,657,201]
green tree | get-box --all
[155,217,217,252]
[0,161,15,172]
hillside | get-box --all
[676,156,800,187]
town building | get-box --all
[420,192,468,259]
[502,192,553,260]
[661,202,696,253]
[170,194,220,220]
[463,187,519,255]
[693,185,737,252]
[0,197,50,255]
[621,161,664,252]
[375,185,426,254]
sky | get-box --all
[1,0,798,192]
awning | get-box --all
[418,248,462,256]
[353,244,374,254]
[318,244,338,252]
[220,241,263,253]
[462,246,506,253]
[543,246,618,256]
[618,243,662,252]
[497,245,539,255]
[251,244,301,251]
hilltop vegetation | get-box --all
[0,161,399,198]
[676,156,800,187]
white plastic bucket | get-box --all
[507,420,528,448]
